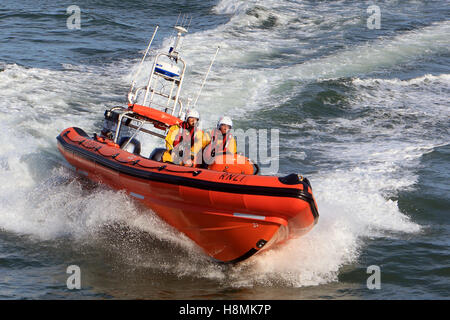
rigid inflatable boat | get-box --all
[56,23,319,263]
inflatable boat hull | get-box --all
[57,127,319,263]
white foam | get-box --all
[0,165,196,252]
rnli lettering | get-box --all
[218,172,246,182]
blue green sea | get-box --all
[0,0,448,299]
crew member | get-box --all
[203,116,237,166]
[162,109,206,166]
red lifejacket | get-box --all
[173,121,196,148]
[206,129,233,157]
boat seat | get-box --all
[119,137,141,155]
[149,148,166,162]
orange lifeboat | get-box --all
[57,125,318,263]
[56,23,319,263]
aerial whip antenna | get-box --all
[193,46,220,107]
[128,25,159,101]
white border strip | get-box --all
[233,213,266,220]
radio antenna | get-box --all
[128,25,159,99]
[193,46,220,107]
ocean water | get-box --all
[0,0,449,299]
